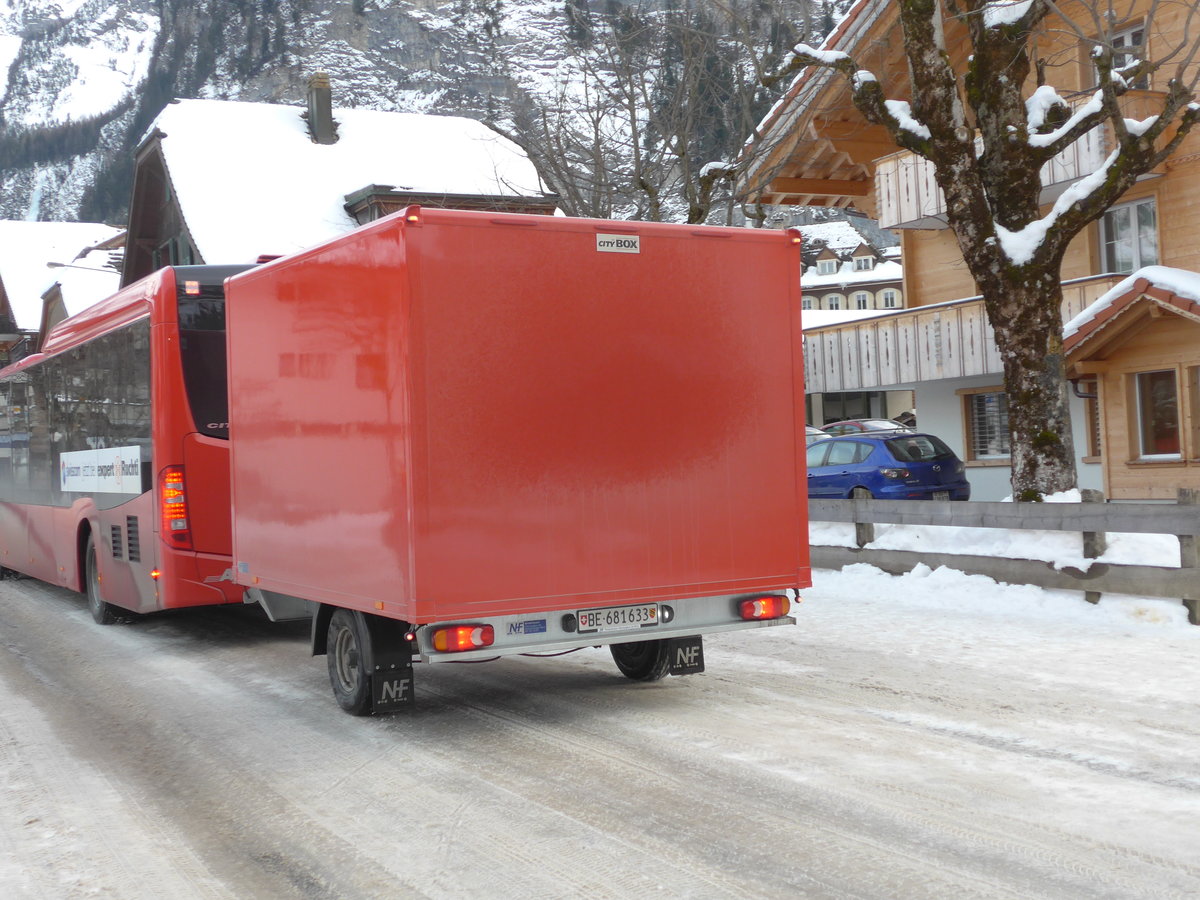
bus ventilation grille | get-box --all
[110,525,123,560]
[126,517,141,563]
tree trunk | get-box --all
[980,276,1077,500]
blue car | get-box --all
[806,431,971,500]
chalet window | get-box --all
[826,294,843,310]
[854,292,871,309]
[1133,369,1180,458]
[963,389,1010,460]
[817,259,838,275]
[1101,197,1157,274]
[1112,26,1148,89]
[881,290,899,308]
[801,296,815,310]
[853,256,874,271]
[1190,367,1200,460]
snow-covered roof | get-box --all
[0,221,122,330]
[1064,266,1200,341]
[802,259,903,290]
[797,221,869,254]
[147,98,552,263]
[801,308,896,329]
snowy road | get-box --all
[2,567,1199,899]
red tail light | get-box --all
[431,624,495,652]
[160,466,192,550]
[738,595,791,621]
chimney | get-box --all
[306,72,337,145]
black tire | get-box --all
[327,609,374,716]
[851,486,873,499]
[610,639,671,682]
[84,534,121,625]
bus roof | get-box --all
[35,264,252,360]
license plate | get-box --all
[932,490,950,500]
[577,603,659,634]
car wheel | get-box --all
[851,487,873,499]
[327,609,375,716]
[610,640,671,681]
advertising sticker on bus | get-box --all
[59,446,143,494]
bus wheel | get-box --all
[84,534,120,625]
[327,609,374,716]
[610,639,671,682]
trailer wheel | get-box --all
[84,534,121,625]
[610,639,671,682]
[327,609,374,716]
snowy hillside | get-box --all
[0,0,833,226]
[1,0,546,222]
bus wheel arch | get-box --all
[83,531,121,625]
[75,523,93,593]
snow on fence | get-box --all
[808,489,1200,624]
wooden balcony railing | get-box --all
[875,90,1168,230]
[803,274,1125,393]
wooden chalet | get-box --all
[123,75,558,286]
[739,0,1200,499]
[1065,271,1200,499]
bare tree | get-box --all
[507,0,817,223]
[770,0,1200,499]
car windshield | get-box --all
[885,434,955,463]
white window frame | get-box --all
[1100,196,1157,274]
[854,292,871,309]
[817,259,838,275]
[1133,368,1181,459]
[960,387,1011,462]
[881,289,899,308]
[825,294,843,310]
[853,256,874,271]
[1111,25,1148,89]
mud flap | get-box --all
[362,615,416,713]
[371,664,415,712]
[667,635,705,676]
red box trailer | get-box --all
[225,208,809,714]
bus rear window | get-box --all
[178,281,230,439]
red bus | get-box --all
[0,265,251,623]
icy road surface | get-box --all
[2,566,1199,899]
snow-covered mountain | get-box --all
[1,0,546,222]
[0,0,842,226]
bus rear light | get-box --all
[431,624,494,652]
[184,280,201,296]
[738,595,790,621]
[159,466,193,550]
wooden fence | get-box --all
[808,489,1200,624]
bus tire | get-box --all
[610,639,671,682]
[84,534,121,625]
[327,608,374,716]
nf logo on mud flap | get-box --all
[596,234,640,254]
[667,636,705,675]
[373,673,414,710]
